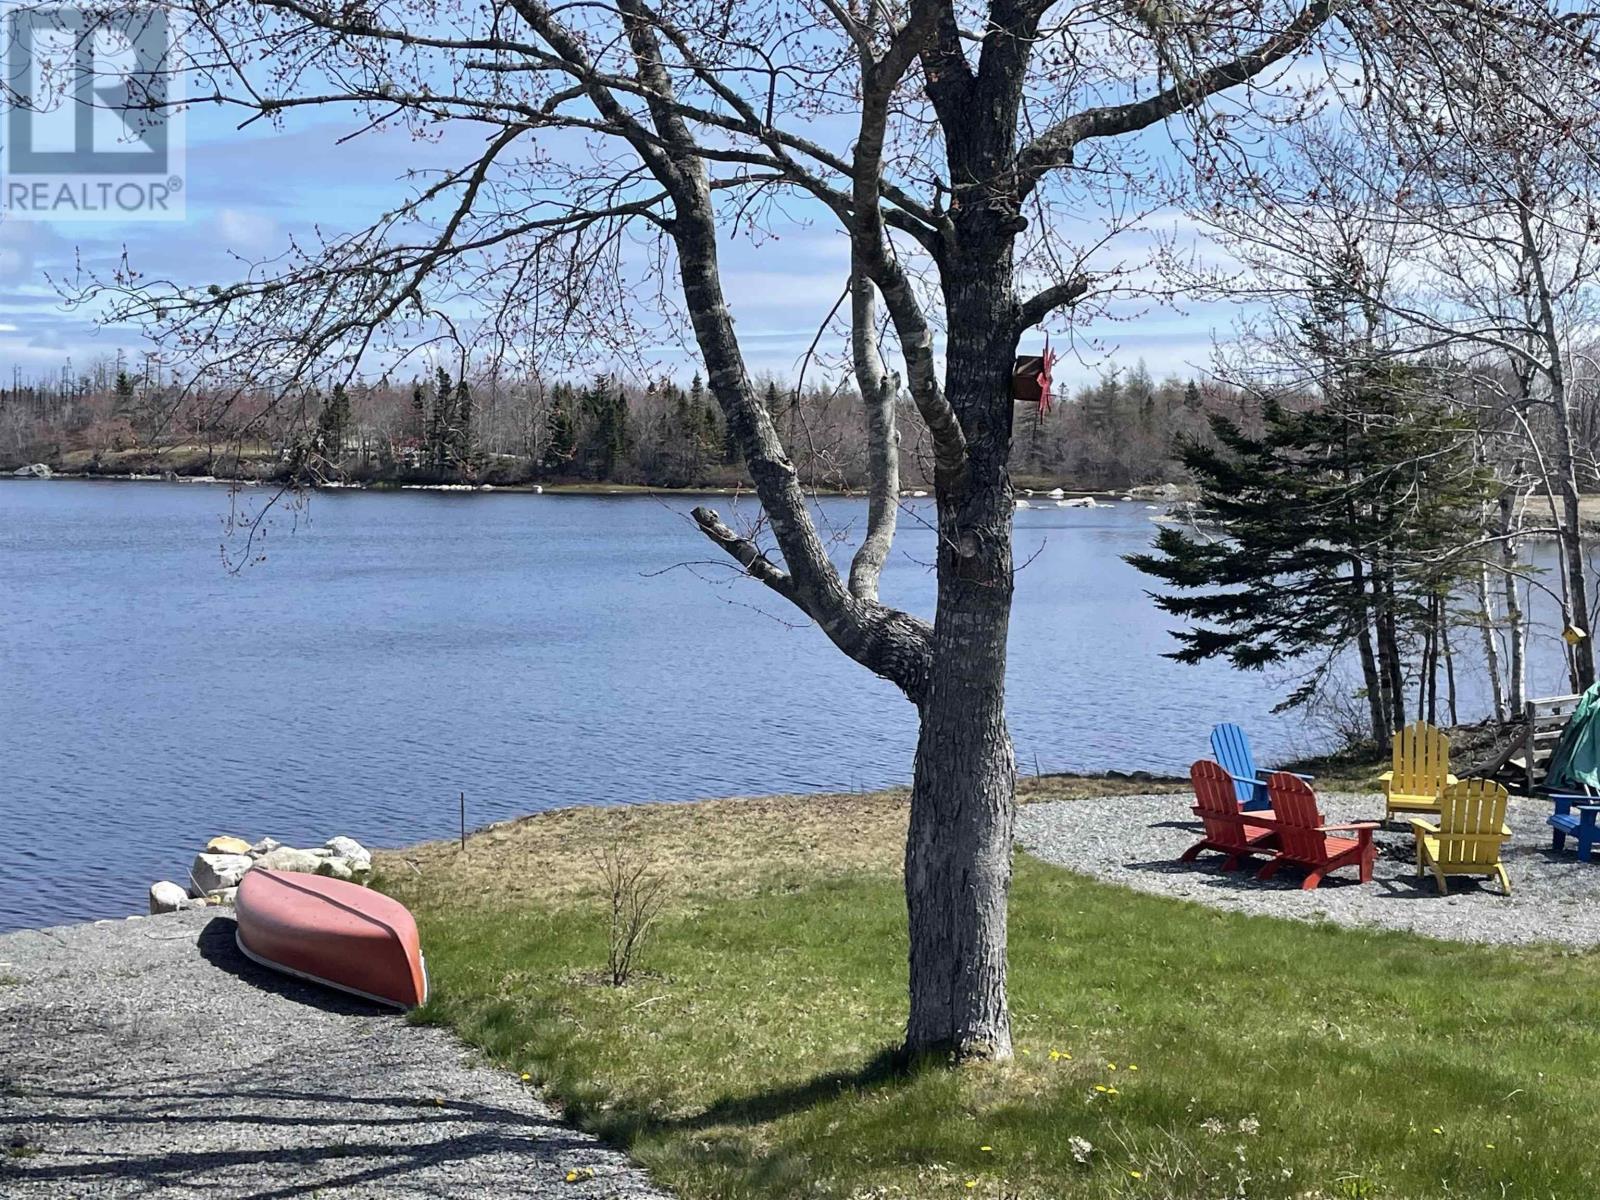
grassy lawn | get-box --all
[375,772,1588,1200]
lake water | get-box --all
[0,479,1564,931]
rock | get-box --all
[316,856,371,884]
[189,852,253,896]
[149,881,188,914]
[253,846,326,873]
[12,462,50,478]
[211,887,238,906]
[249,837,281,857]
[324,836,371,868]
[205,835,252,855]
[1015,498,1031,509]
[1047,487,1065,498]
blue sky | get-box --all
[0,95,1234,391]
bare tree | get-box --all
[52,0,1593,1059]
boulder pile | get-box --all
[149,834,374,913]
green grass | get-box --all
[381,788,1597,1200]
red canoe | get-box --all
[234,868,428,1009]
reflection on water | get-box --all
[0,480,1571,930]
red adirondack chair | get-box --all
[1258,773,1378,889]
[1180,760,1278,870]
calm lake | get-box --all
[0,478,1560,931]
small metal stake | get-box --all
[459,791,466,852]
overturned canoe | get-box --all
[234,867,428,1009]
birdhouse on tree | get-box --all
[1012,338,1058,414]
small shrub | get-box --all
[592,843,669,986]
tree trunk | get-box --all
[1351,557,1388,744]
[1500,490,1527,713]
[1521,200,1595,688]
[904,241,1017,1062]
[1476,560,1506,724]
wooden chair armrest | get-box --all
[1409,819,1440,836]
[1377,770,1394,785]
[1321,822,1380,832]
[1224,770,1267,788]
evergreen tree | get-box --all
[409,383,428,446]
[1127,267,1495,745]
[1183,379,1202,412]
[431,366,454,471]
[543,383,577,472]
[315,382,352,460]
[114,371,135,417]
[453,378,473,466]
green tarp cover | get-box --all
[1544,681,1600,794]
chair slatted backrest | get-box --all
[1393,721,1450,796]
[1210,723,1258,806]
[1190,760,1246,846]
[1265,773,1324,862]
[1437,778,1509,867]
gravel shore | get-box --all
[0,910,670,1199]
[1018,791,1600,947]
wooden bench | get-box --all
[1519,694,1583,796]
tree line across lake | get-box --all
[0,358,1242,492]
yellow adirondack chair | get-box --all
[1410,778,1513,895]
[1380,721,1457,821]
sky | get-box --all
[0,37,1243,394]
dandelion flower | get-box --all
[1432,1127,1444,1135]
[1486,1143,1496,1150]
[1129,1169,1143,1179]
[980,1145,992,1152]
[964,1180,977,1190]
[1129,1064,1139,1071]
[520,1073,531,1082]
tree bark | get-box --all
[904,241,1017,1061]
[1521,200,1595,688]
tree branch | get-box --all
[1015,0,1336,194]
[1015,273,1092,335]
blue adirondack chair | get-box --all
[1210,723,1312,812]
[1545,792,1600,859]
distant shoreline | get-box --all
[1,468,1137,502]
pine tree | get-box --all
[454,378,473,467]
[409,383,428,446]
[1127,267,1495,744]
[315,382,352,461]
[113,371,135,417]
[543,384,576,472]
[431,366,454,472]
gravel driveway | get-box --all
[1018,791,1600,946]
[0,910,669,1199]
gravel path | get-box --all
[0,910,669,1199]
[1018,791,1600,946]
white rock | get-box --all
[532,485,543,494]
[149,881,188,914]
[316,856,371,884]
[254,846,326,873]
[12,462,50,478]
[190,852,253,896]
[1015,498,1031,509]
[324,836,371,867]
[205,835,252,856]
[1047,487,1065,498]
[249,837,282,857]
